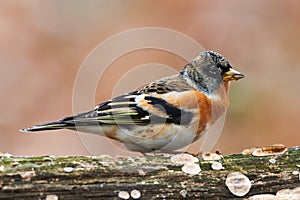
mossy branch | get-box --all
[0,147,300,199]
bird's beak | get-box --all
[223,68,245,81]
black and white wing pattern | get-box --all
[21,76,195,132]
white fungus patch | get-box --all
[276,187,300,199]
[252,144,287,156]
[63,167,74,173]
[118,191,130,199]
[292,187,300,196]
[0,166,4,173]
[130,189,141,199]
[42,157,53,162]
[3,153,12,158]
[179,189,187,198]
[248,194,276,200]
[12,161,20,166]
[292,171,299,175]
[242,144,287,156]
[292,171,300,181]
[269,158,276,164]
[242,148,256,155]
[46,194,59,200]
[170,153,199,165]
[137,169,146,176]
[225,172,251,197]
[182,163,201,175]
[202,152,223,161]
[276,188,290,197]
[19,171,36,180]
[211,162,223,170]
[251,149,268,156]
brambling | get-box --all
[21,51,244,153]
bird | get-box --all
[20,51,244,153]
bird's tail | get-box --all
[20,121,72,132]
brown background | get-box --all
[1,1,299,156]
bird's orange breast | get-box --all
[153,90,212,141]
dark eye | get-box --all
[216,63,224,69]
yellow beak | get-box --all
[223,68,245,81]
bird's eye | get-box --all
[216,63,224,69]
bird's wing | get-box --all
[62,78,196,126]
[21,76,202,133]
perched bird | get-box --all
[21,51,244,152]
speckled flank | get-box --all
[113,122,198,152]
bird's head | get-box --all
[180,51,245,94]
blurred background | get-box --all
[1,0,299,156]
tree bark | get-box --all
[0,147,299,199]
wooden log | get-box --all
[0,147,299,199]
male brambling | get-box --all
[21,51,244,152]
